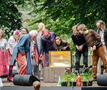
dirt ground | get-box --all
[1,78,98,87]
[1,78,57,87]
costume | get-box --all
[71,33,88,72]
[41,32,55,67]
[0,38,8,76]
[85,30,107,78]
[7,36,17,65]
[34,31,45,78]
[9,34,32,76]
[104,29,107,49]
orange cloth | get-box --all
[34,47,45,67]
[16,52,27,75]
[92,45,107,78]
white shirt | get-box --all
[99,30,105,45]
[7,36,17,55]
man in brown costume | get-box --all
[78,24,107,81]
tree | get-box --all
[0,0,24,38]
[30,0,107,35]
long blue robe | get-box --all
[10,34,32,75]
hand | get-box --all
[79,45,83,51]
[93,45,96,51]
[23,55,26,60]
[63,47,67,50]
[31,52,34,57]
[33,41,35,45]
[90,47,93,51]
[76,45,79,50]
[40,54,42,60]
[90,46,96,51]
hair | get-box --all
[33,81,40,90]
[22,28,29,33]
[29,30,38,36]
[72,25,78,31]
[54,36,62,49]
[77,24,87,31]
[99,20,105,26]
[38,22,45,31]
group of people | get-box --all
[0,23,70,82]
[71,20,107,81]
[0,20,107,83]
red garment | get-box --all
[34,47,45,67]
[5,49,12,65]
[16,52,27,75]
[0,49,8,76]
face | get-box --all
[100,24,105,30]
[96,22,101,29]
[56,39,61,45]
[45,33,50,39]
[82,30,88,34]
[21,29,28,35]
[73,29,79,35]
[14,34,20,41]
[79,29,83,34]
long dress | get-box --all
[10,34,32,75]
[6,36,17,65]
[0,38,8,76]
[34,32,45,67]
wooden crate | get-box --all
[43,67,65,83]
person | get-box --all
[0,29,8,76]
[7,30,20,65]
[21,28,29,35]
[79,24,107,81]
[104,29,107,50]
[54,36,72,70]
[34,23,45,79]
[96,20,107,75]
[41,29,56,67]
[96,20,107,50]
[7,30,38,82]
[96,20,106,48]
[33,81,40,90]
[71,25,88,74]
[54,36,70,51]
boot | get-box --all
[7,76,13,82]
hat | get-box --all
[14,30,20,35]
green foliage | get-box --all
[0,0,23,38]
[62,69,92,82]
[1,0,107,40]
[29,0,107,35]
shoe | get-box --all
[7,76,13,82]
[75,70,79,75]
[40,76,43,80]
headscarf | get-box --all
[43,29,50,37]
